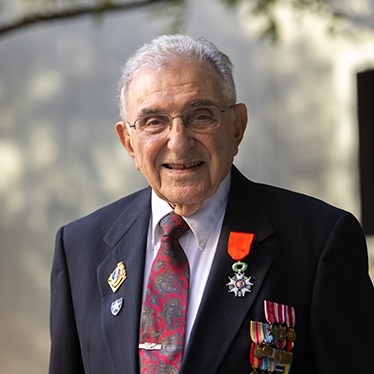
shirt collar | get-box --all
[151,172,231,251]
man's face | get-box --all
[116,60,247,216]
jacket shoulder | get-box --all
[62,187,151,236]
[232,167,353,226]
[254,181,345,217]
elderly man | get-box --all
[49,35,374,374]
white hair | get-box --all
[118,34,237,120]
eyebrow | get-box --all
[189,99,219,108]
[137,99,220,117]
[138,107,165,116]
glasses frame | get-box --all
[126,104,237,139]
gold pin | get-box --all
[108,261,127,292]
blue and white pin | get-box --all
[111,298,123,316]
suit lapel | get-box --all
[181,167,275,373]
[97,188,151,374]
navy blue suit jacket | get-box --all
[49,167,374,373]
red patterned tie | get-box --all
[139,212,190,374]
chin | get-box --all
[168,192,208,207]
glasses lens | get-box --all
[135,114,170,137]
[133,106,222,138]
[186,107,221,131]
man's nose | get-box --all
[166,116,195,151]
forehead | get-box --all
[126,60,226,117]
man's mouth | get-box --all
[163,161,204,170]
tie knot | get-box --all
[160,212,189,239]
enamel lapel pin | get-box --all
[108,261,127,292]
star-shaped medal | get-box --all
[227,272,254,297]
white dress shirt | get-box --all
[143,172,231,344]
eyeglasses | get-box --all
[127,104,236,139]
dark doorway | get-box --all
[357,69,374,235]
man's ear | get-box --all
[115,121,135,160]
[233,103,248,150]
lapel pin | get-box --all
[108,261,127,292]
[111,298,123,316]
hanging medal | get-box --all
[264,300,297,351]
[250,343,263,374]
[226,232,255,297]
[250,300,296,374]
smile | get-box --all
[163,161,204,170]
